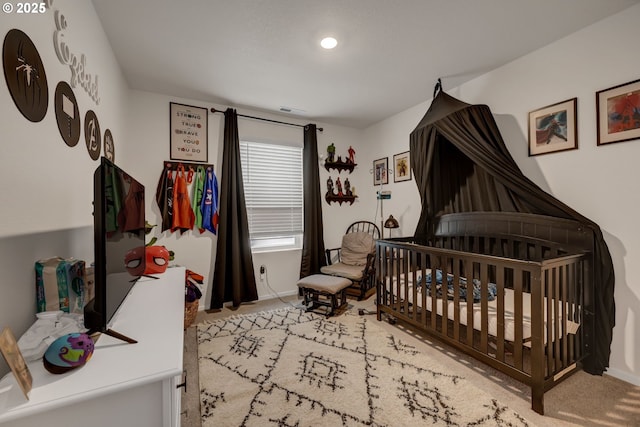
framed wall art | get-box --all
[393,151,412,182]
[0,327,32,399]
[170,102,208,162]
[373,157,388,185]
[528,98,577,156]
[596,78,640,146]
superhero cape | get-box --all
[171,164,195,233]
[155,168,174,232]
[200,166,219,234]
[117,175,145,233]
[191,166,206,232]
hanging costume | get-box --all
[117,176,145,233]
[191,166,206,232]
[201,166,219,234]
[105,164,124,236]
[155,168,175,232]
[172,164,195,233]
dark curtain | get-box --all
[410,89,614,375]
[300,124,326,278]
[210,108,258,308]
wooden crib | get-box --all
[375,212,594,415]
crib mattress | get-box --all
[383,272,579,344]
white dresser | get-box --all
[0,266,186,427]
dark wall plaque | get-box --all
[2,29,48,122]
[84,110,101,160]
[54,81,80,147]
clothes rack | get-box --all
[164,160,213,172]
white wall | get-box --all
[362,6,640,385]
[1,0,638,388]
[0,0,129,376]
[126,90,367,305]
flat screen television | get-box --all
[84,157,146,343]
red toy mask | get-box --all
[124,245,170,276]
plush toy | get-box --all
[43,333,94,374]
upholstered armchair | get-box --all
[321,221,380,300]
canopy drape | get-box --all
[210,108,258,308]
[410,88,614,375]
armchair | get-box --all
[320,221,380,300]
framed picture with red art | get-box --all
[596,78,640,146]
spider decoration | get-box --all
[3,29,48,122]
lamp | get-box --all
[384,215,399,238]
[384,215,399,230]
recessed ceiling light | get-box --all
[320,37,338,49]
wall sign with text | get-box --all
[170,102,208,162]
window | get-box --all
[239,140,303,251]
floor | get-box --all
[181,294,640,427]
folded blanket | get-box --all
[417,270,497,302]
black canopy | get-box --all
[409,85,614,375]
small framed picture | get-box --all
[596,78,640,146]
[170,102,208,162]
[0,327,32,399]
[528,98,577,156]
[373,157,388,185]
[393,151,412,182]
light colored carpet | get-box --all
[196,307,533,426]
[181,295,640,427]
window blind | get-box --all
[239,140,303,239]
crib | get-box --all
[375,212,594,415]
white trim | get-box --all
[606,368,640,386]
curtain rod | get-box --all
[210,108,323,131]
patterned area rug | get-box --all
[197,308,534,426]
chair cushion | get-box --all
[321,262,365,281]
[296,274,352,293]
[340,231,375,266]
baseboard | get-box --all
[606,367,640,386]
[258,289,299,301]
[199,291,301,311]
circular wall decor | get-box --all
[84,110,101,160]
[2,28,48,122]
[54,81,80,147]
[104,129,114,162]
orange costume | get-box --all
[171,165,195,232]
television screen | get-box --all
[85,157,145,339]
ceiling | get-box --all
[93,0,639,129]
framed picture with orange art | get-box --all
[393,151,412,182]
[596,78,640,146]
